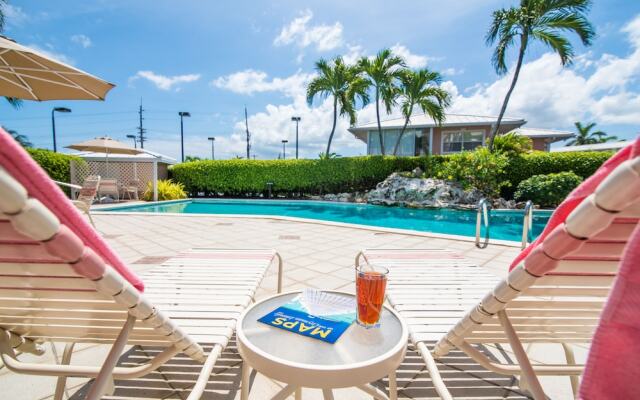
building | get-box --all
[551,141,629,153]
[348,113,574,156]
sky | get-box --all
[1,0,639,160]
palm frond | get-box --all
[531,28,574,65]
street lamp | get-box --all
[178,111,191,162]
[208,137,215,160]
[51,107,71,152]
[281,139,288,160]
[126,134,137,149]
[291,116,301,159]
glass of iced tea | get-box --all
[356,264,388,328]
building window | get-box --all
[442,131,483,153]
[368,130,416,156]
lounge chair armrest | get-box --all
[54,181,83,190]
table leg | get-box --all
[295,388,302,400]
[322,389,335,400]
[388,372,398,400]
[241,362,251,400]
[270,385,298,400]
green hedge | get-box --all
[514,171,584,208]
[171,156,445,196]
[26,148,83,183]
[170,151,613,198]
[501,151,613,198]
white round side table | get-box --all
[236,290,408,400]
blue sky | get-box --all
[1,0,639,159]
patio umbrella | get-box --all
[0,35,114,100]
[66,137,143,178]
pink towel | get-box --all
[579,223,640,399]
[0,128,144,291]
[510,136,640,272]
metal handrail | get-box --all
[475,198,491,249]
[521,200,534,250]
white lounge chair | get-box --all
[0,130,283,400]
[56,175,101,226]
[357,140,640,399]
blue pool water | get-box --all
[104,199,551,242]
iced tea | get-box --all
[356,264,388,328]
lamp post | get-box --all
[51,107,71,152]
[126,134,137,149]
[281,139,288,160]
[208,137,215,160]
[178,111,190,162]
[291,116,301,159]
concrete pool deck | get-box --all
[1,213,583,399]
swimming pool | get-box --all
[103,199,551,242]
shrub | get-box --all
[143,179,187,201]
[170,156,436,196]
[26,148,84,183]
[514,171,583,208]
[493,132,532,157]
[501,151,612,198]
[435,147,510,197]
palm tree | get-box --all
[566,121,618,146]
[392,69,451,156]
[5,127,32,147]
[485,0,595,151]
[358,49,405,155]
[307,57,369,157]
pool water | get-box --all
[104,199,551,242]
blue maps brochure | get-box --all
[258,289,356,344]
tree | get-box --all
[5,127,32,147]
[0,1,22,109]
[566,121,618,146]
[307,56,369,157]
[184,155,202,162]
[485,0,595,151]
[358,49,405,155]
[392,69,451,156]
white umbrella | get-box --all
[66,137,143,178]
[0,35,114,100]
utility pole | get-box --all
[178,111,190,162]
[208,137,215,160]
[138,99,146,149]
[282,139,288,160]
[244,105,250,159]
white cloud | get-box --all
[274,10,343,52]
[4,4,28,27]
[212,69,314,100]
[130,70,201,91]
[443,14,640,128]
[343,44,365,65]
[390,44,430,69]
[27,43,74,65]
[71,34,92,48]
[442,67,464,76]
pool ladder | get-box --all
[475,199,534,250]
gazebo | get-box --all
[69,150,176,201]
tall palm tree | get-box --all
[485,0,595,151]
[307,57,369,157]
[566,121,618,146]
[5,127,32,147]
[0,1,22,109]
[358,49,405,155]
[392,69,451,156]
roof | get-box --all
[348,113,526,133]
[508,127,574,140]
[70,149,177,164]
[551,141,629,153]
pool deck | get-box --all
[2,212,583,399]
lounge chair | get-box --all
[122,179,140,200]
[55,175,101,226]
[356,139,640,399]
[99,178,120,202]
[0,128,283,400]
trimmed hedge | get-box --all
[26,148,83,183]
[170,151,613,199]
[501,151,613,198]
